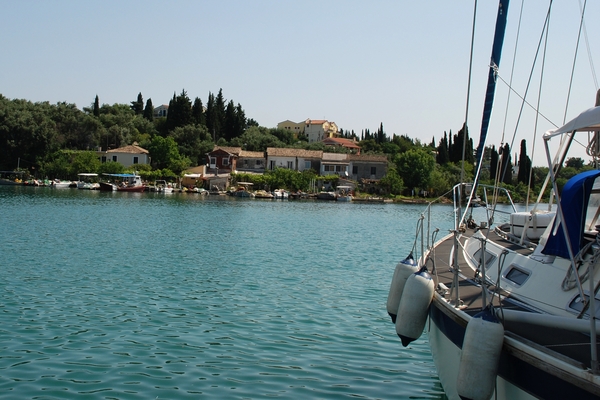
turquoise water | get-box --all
[0,187,453,399]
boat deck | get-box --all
[427,226,600,371]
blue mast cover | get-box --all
[542,170,600,259]
[474,0,510,173]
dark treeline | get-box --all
[0,90,587,198]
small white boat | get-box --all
[153,180,174,194]
[272,189,289,199]
[76,173,99,190]
[335,185,353,202]
[50,179,72,188]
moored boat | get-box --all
[386,2,600,399]
[335,185,353,202]
[116,174,145,192]
[76,173,99,190]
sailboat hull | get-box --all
[428,291,600,400]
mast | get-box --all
[473,0,511,190]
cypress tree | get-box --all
[192,97,205,126]
[517,139,531,185]
[490,145,498,181]
[93,95,100,117]
[143,98,154,121]
[131,92,144,115]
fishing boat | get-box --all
[116,174,145,192]
[387,2,600,399]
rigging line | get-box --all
[525,3,551,209]
[461,0,478,189]
[495,74,558,128]
[564,0,588,124]
[579,0,598,92]
[500,1,554,189]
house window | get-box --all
[352,166,358,174]
[133,156,139,164]
[270,160,276,170]
[210,157,216,166]
[304,161,311,169]
[287,161,293,169]
[101,156,107,163]
[112,155,118,162]
[223,157,229,166]
[370,167,377,175]
[256,160,262,166]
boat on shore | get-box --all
[387,2,600,399]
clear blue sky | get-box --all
[2,1,599,164]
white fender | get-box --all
[386,253,418,323]
[457,305,504,400]
[395,266,434,346]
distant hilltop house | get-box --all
[277,119,339,143]
[153,105,168,118]
[97,143,150,168]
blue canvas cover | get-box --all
[542,170,600,258]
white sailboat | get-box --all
[387,1,600,399]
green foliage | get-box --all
[395,148,436,192]
[565,157,584,169]
[378,168,404,195]
[70,151,102,175]
[98,161,125,175]
[230,126,285,151]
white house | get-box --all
[265,148,323,171]
[98,143,150,168]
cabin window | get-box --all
[223,157,229,166]
[112,156,118,162]
[474,248,497,269]
[568,293,600,319]
[504,265,530,286]
[305,161,311,169]
[133,156,139,164]
[210,157,216,166]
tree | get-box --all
[131,92,144,115]
[143,98,154,121]
[93,95,100,117]
[499,143,512,184]
[191,97,205,126]
[436,132,449,165]
[489,145,499,181]
[517,139,532,185]
[565,157,584,169]
[378,168,404,195]
[395,148,435,194]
